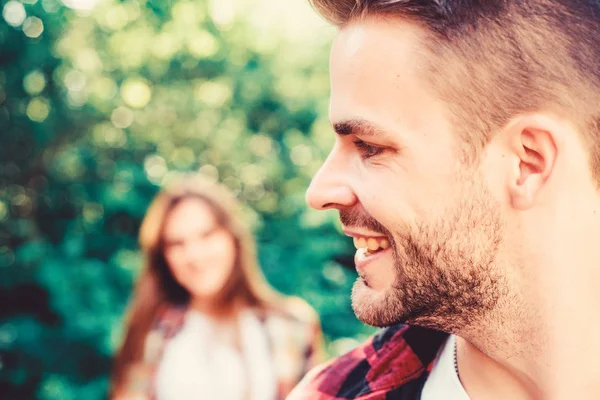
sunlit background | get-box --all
[0,0,378,398]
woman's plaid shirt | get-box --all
[116,303,323,400]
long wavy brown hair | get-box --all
[110,174,284,396]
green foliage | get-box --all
[0,0,375,398]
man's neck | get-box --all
[456,274,600,400]
[456,335,539,400]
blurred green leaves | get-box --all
[0,0,375,398]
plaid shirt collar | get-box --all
[290,324,448,400]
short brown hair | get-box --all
[311,0,600,178]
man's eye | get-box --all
[353,140,385,159]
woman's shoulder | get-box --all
[261,296,320,327]
[153,304,187,334]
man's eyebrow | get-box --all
[332,119,387,138]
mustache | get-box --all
[339,208,391,237]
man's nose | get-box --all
[306,145,357,211]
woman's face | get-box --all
[162,198,237,301]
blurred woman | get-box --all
[110,174,324,400]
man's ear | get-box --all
[504,115,559,210]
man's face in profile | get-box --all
[306,19,509,332]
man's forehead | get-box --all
[329,20,429,129]
[330,22,370,60]
[328,18,455,146]
[331,18,426,66]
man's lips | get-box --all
[354,246,393,277]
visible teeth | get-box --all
[356,237,368,249]
[367,238,379,251]
[353,236,390,251]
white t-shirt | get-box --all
[155,309,277,400]
[421,335,470,400]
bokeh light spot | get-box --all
[152,32,179,60]
[111,106,134,129]
[170,147,195,169]
[121,78,152,108]
[0,246,15,268]
[23,70,46,95]
[172,1,204,26]
[64,70,86,92]
[89,76,117,101]
[0,323,17,345]
[103,4,129,30]
[61,0,101,11]
[41,0,59,13]
[0,201,7,221]
[92,123,126,148]
[22,16,44,38]
[82,202,104,223]
[26,97,50,122]
[3,1,26,27]
[187,30,219,58]
[198,164,219,182]
[240,164,265,186]
[209,0,234,27]
[194,80,231,107]
[222,176,241,195]
[249,135,274,157]
[74,49,102,72]
[290,144,313,166]
[144,154,167,184]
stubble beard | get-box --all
[351,177,507,333]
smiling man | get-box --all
[289,1,600,399]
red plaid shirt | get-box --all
[287,324,448,400]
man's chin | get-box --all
[351,278,406,328]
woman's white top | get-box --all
[155,308,277,400]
